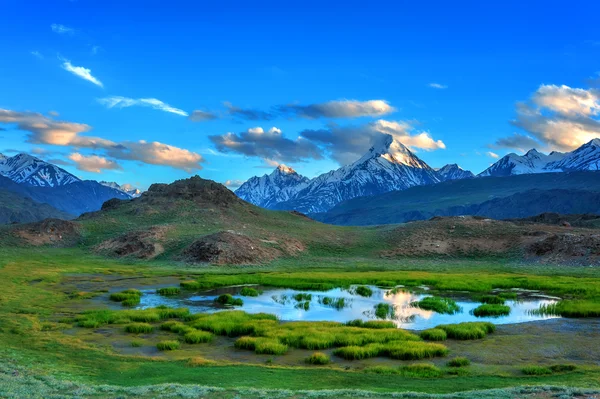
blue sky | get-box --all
[1,0,599,190]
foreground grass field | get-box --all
[1,243,600,398]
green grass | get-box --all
[420,328,447,341]
[478,295,506,305]
[522,366,553,376]
[411,296,461,314]
[305,352,330,365]
[333,341,448,361]
[240,287,262,297]
[345,320,396,329]
[374,303,395,319]
[130,340,144,347]
[550,364,577,373]
[319,296,346,309]
[533,301,600,317]
[157,287,180,296]
[293,293,312,302]
[295,300,310,311]
[447,357,471,367]
[400,363,443,378]
[234,337,288,355]
[498,292,518,300]
[156,340,180,351]
[214,294,244,306]
[124,323,154,334]
[437,322,496,340]
[354,285,373,297]
[109,289,142,306]
[183,330,213,344]
[473,304,511,317]
[191,311,278,337]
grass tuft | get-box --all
[437,322,496,340]
[124,323,154,334]
[157,287,180,296]
[447,357,471,367]
[472,304,511,317]
[400,363,443,378]
[419,328,447,341]
[345,319,396,329]
[109,289,142,307]
[521,366,552,375]
[411,296,461,314]
[240,287,262,297]
[374,303,395,319]
[183,330,213,344]
[354,286,373,297]
[549,364,577,373]
[305,352,330,365]
[156,340,180,351]
[214,294,243,306]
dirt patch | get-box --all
[95,226,169,259]
[182,231,295,265]
[526,233,600,264]
[13,218,81,246]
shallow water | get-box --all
[136,285,560,330]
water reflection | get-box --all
[136,285,560,330]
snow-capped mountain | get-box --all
[259,135,441,214]
[100,181,142,198]
[0,153,80,187]
[436,164,474,181]
[478,149,565,177]
[545,138,600,172]
[235,165,310,208]
[479,140,600,177]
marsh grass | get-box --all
[498,292,518,300]
[447,357,471,367]
[478,295,506,305]
[109,289,142,307]
[472,304,511,317]
[437,322,495,340]
[305,352,330,365]
[156,340,180,351]
[374,303,395,319]
[295,301,310,311]
[354,286,373,297]
[183,330,213,344]
[124,323,154,334]
[345,320,396,329]
[75,307,189,328]
[157,287,180,296]
[130,339,144,347]
[419,328,447,341]
[215,294,243,306]
[522,366,552,375]
[319,297,346,309]
[293,293,312,302]
[191,311,278,337]
[240,287,262,297]
[234,337,288,355]
[533,301,600,317]
[400,363,442,378]
[550,364,577,373]
[411,296,461,314]
[333,341,448,360]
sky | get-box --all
[1,0,599,190]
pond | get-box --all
[134,285,560,330]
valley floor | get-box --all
[2,247,600,398]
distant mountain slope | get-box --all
[0,189,73,224]
[478,149,565,177]
[0,153,80,187]
[269,135,440,213]
[545,138,600,171]
[436,164,474,181]
[235,165,310,208]
[318,171,600,225]
[100,181,142,198]
[0,175,131,216]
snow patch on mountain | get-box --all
[545,138,600,171]
[100,181,142,198]
[235,165,310,208]
[436,164,474,181]
[0,153,80,187]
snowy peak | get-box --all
[437,164,474,181]
[0,153,80,187]
[99,181,142,198]
[235,166,310,208]
[479,139,600,177]
[545,138,600,172]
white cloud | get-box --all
[69,153,122,173]
[224,179,245,189]
[281,99,395,119]
[532,84,599,117]
[30,51,43,59]
[428,83,448,89]
[98,96,188,116]
[51,24,75,35]
[486,151,499,159]
[0,109,204,172]
[62,60,103,87]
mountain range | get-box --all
[236,138,600,215]
[0,152,140,223]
